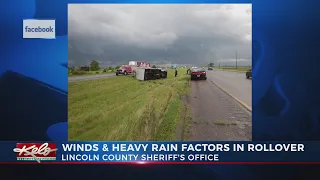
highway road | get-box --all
[68,74,115,82]
[187,69,252,141]
[207,69,252,109]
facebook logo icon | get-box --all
[23,19,56,39]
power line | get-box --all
[236,50,238,69]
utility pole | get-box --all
[219,60,220,68]
[236,50,238,69]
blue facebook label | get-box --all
[23,19,56,39]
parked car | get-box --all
[246,69,252,79]
[191,68,207,80]
[208,67,213,70]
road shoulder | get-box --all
[187,80,252,141]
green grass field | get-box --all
[215,66,251,72]
[68,68,190,141]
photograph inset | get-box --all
[68,4,252,141]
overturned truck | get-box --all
[136,68,168,81]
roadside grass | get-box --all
[68,68,190,141]
[215,66,251,73]
[68,70,114,77]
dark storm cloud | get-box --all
[68,4,252,67]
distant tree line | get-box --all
[68,60,123,76]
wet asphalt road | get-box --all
[188,70,252,141]
[68,74,115,82]
[207,70,252,108]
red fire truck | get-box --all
[116,61,151,76]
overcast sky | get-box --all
[68,4,252,67]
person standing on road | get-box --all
[175,68,178,77]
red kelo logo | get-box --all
[13,143,58,163]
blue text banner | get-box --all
[2,142,320,163]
